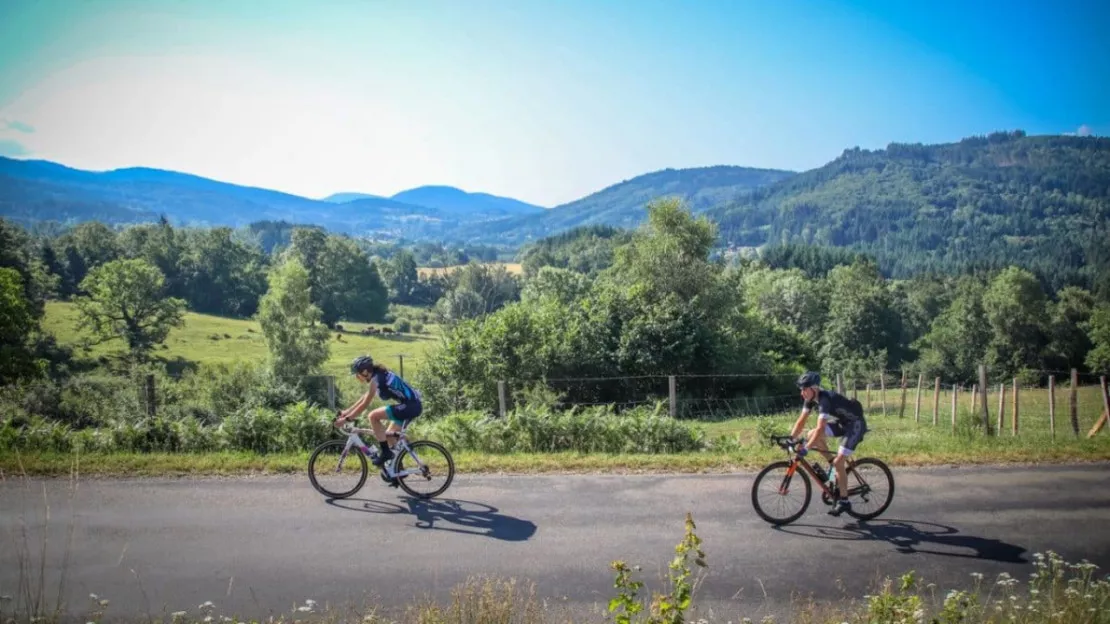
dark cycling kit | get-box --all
[804,389,868,455]
[373,369,423,425]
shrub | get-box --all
[394,318,412,333]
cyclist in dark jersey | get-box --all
[788,371,868,517]
[334,355,423,467]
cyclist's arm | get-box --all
[789,407,811,439]
[341,380,377,421]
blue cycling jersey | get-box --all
[373,369,421,403]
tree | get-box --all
[1085,305,1110,374]
[258,257,331,385]
[0,268,42,383]
[982,266,1049,377]
[73,258,187,361]
[384,249,419,303]
[312,236,389,326]
[818,258,903,375]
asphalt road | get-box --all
[2,463,1109,623]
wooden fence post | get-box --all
[866,384,872,410]
[1086,376,1110,437]
[1012,378,1019,436]
[1070,368,1079,437]
[398,355,405,379]
[326,376,336,410]
[498,381,507,418]
[970,384,978,419]
[880,372,888,417]
[669,375,677,418]
[1049,375,1056,441]
[898,370,908,418]
[836,373,844,394]
[997,383,1005,433]
[932,377,941,426]
[951,384,958,434]
[914,373,924,422]
[978,364,991,435]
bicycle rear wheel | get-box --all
[395,440,455,499]
[751,460,811,525]
[844,458,894,521]
[308,440,368,499]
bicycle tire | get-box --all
[308,440,368,499]
[844,457,894,521]
[395,440,455,499]
[751,460,812,525]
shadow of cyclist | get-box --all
[772,518,1027,564]
[326,496,538,542]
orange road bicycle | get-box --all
[750,434,894,525]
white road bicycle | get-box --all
[307,416,455,500]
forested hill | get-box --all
[453,165,796,244]
[708,131,1110,292]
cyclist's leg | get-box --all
[367,405,393,464]
[833,419,866,498]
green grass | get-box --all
[5,406,1109,478]
[41,300,443,380]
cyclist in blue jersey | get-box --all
[788,371,868,517]
[334,355,423,467]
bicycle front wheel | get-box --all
[395,440,455,499]
[751,460,811,526]
[308,440,368,499]
[844,457,894,521]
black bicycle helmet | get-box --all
[350,355,374,375]
[796,371,821,389]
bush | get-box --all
[393,318,412,333]
[411,321,425,334]
[416,401,705,454]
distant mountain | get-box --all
[390,185,546,217]
[450,165,796,244]
[708,131,1110,289]
[0,157,531,238]
[321,192,383,203]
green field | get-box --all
[41,300,442,380]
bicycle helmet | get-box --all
[796,371,821,389]
[350,355,374,375]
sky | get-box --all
[0,0,1106,208]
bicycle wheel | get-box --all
[751,460,811,525]
[395,440,455,499]
[844,458,894,521]
[308,440,368,499]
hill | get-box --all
[390,185,546,217]
[450,165,796,244]
[0,158,539,238]
[321,192,382,203]
[708,131,1110,291]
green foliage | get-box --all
[0,268,43,383]
[606,512,707,624]
[257,257,331,385]
[72,258,187,361]
[1085,305,1110,373]
[417,403,705,454]
[518,224,633,277]
[713,133,1110,294]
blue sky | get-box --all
[0,0,1105,207]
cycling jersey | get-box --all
[803,389,864,426]
[373,369,421,403]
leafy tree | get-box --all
[73,258,187,361]
[913,276,992,383]
[312,236,390,326]
[0,267,42,382]
[521,266,591,305]
[383,248,419,303]
[1084,305,1110,373]
[180,227,268,317]
[982,266,1049,378]
[258,257,331,385]
[0,218,56,316]
[818,258,904,376]
[1045,286,1095,371]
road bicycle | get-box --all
[307,416,455,500]
[750,434,894,525]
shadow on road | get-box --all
[326,496,538,542]
[772,518,1028,563]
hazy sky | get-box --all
[1,0,1106,207]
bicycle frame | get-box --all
[771,435,855,498]
[334,421,428,480]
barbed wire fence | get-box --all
[41,349,1110,443]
